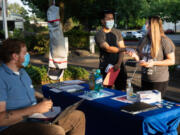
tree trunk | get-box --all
[49,0,53,6]
[175,22,177,33]
[125,18,129,29]
[59,1,65,29]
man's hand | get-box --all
[126,49,140,61]
[0,99,53,127]
[113,64,120,72]
[34,99,53,113]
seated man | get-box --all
[0,39,85,135]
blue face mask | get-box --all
[105,20,114,29]
[22,53,30,67]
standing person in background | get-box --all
[127,16,175,97]
[0,39,86,135]
[95,10,127,90]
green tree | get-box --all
[116,0,148,29]
[21,0,149,30]
[8,3,22,14]
[143,0,180,32]
[8,3,30,22]
[162,0,180,32]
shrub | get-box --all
[25,65,89,85]
[64,28,91,49]
[25,65,51,85]
[9,27,49,55]
[9,29,24,40]
[33,34,49,54]
[64,65,89,80]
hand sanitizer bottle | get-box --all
[126,78,133,100]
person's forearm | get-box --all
[0,105,36,126]
[105,46,126,53]
[153,59,175,66]
[117,52,124,65]
[105,46,119,53]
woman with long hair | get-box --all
[128,16,175,97]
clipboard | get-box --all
[103,67,120,86]
[51,99,84,124]
[28,99,84,124]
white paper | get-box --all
[49,88,63,93]
[57,85,84,92]
[62,80,85,85]
[105,64,113,73]
[112,95,134,103]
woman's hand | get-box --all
[139,60,154,68]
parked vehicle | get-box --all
[165,29,175,34]
[126,31,143,39]
[121,32,126,38]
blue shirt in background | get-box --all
[0,64,37,131]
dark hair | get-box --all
[100,10,114,20]
[0,39,26,63]
[148,16,161,25]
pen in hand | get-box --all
[47,96,54,112]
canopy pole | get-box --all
[2,0,8,39]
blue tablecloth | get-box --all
[42,84,180,135]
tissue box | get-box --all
[136,90,161,104]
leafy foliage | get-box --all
[33,33,49,54]
[9,27,49,54]
[142,0,180,32]
[21,0,149,30]
[25,65,50,85]
[25,65,89,85]
[64,65,89,80]
[8,3,30,22]
[19,0,180,30]
[64,27,92,49]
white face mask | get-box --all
[105,20,114,29]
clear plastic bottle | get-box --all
[88,72,95,90]
[94,69,103,92]
[126,78,133,100]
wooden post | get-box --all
[90,36,95,54]
[65,37,69,56]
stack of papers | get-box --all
[136,90,162,104]
[46,80,85,93]
[62,80,85,85]
[58,85,84,92]
[49,85,84,93]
